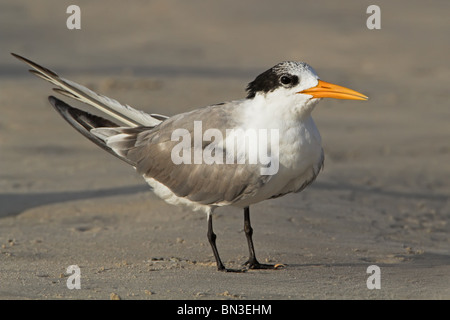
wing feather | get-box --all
[12,53,163,127]
[92,104,271,205]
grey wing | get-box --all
[92,104,272,205]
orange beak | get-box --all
[299,80,368,101]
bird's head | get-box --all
[246,61,368,117]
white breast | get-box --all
[232,100,324,208]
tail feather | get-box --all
[12,53,165,128]
[48,96,135,165]
[13,53,169,167]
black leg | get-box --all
[207,212,226,271]
[243,206,283,270]
[207,212,244,272]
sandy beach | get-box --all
[0,0,449,299]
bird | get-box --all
[12,53,368,272]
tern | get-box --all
[12,53,368,272]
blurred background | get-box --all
[0,0,449,299]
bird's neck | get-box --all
[241,94,318,129]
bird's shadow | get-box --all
[0,184,150,218]
[1,180,447,219]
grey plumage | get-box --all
[93,103,272,206]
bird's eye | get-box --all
[280,75,292,85]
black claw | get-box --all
[248,262,279,270]
[244,259,283,270]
